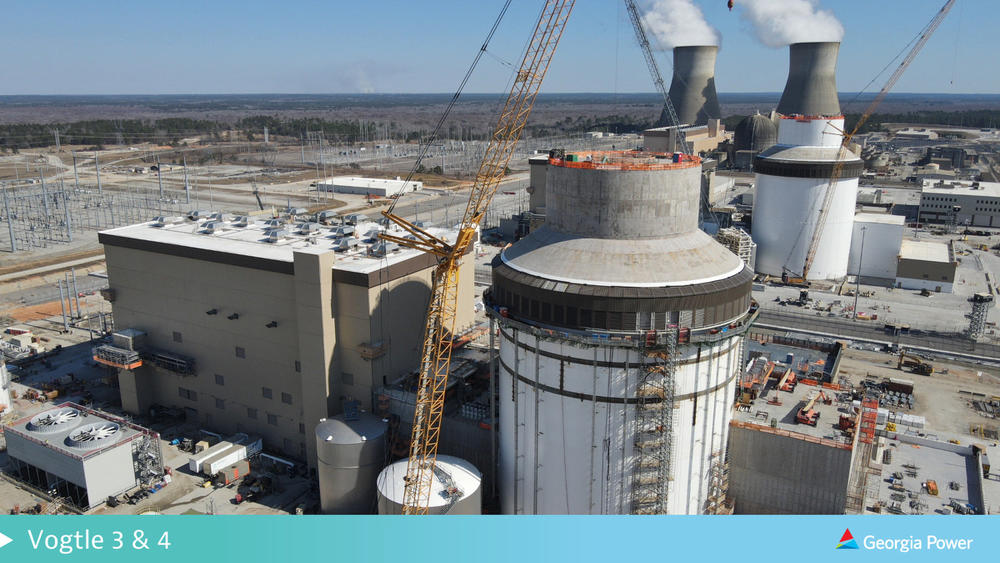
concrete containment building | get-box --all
[315,413,387,513]
[4,403,163,509]
[97,216,474,467]
[668,46,721,127]
[751,42,863,280]
[486,150,757,514]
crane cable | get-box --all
[385,0,513,217]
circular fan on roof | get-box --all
[66,422,121,448]
[27,407,81,433]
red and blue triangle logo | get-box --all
[836,529,859,550]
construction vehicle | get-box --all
[796,391,828,426]
[790,0,955,280]
[777,368,797,392]
[897,349,933,375]
[377,0,574,514]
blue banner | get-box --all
[0,515,996,562]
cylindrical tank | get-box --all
[376,455,482,515]
[0,359,11,412]
[668,45,721,126]
[315,413,387,514]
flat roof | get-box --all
[100,217,458,276]
[318,176,422,189]
[854,212,905,226]
[921,179,1000,198]
[868,438,986,515]
[899,239,951,263]
[6,402,142,460]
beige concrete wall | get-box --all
[105,242,475,467]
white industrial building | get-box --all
[847,213,905,282]
[919,180,1000,228]
[895,240,958,293]
[4,403,163,509]
[316,176,422,198]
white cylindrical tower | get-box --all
[751,42,862,281]
[376,455,482,515]
[0,359,12,414]
[487,150,756,514]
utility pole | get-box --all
[58,280,69,332]
[264,127,269,145]
[40,168,51,216]
[183,156,191,204]
[853,226,866,321]
[95,152,103,194]
[63,189,73,242]
[53,129,60,152]
[72,151,80,190]
[71,268,81,318]
[156,155,164,200]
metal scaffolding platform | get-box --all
[93,345,142,370]
[631,328,677,514]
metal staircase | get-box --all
[631,329,677,514]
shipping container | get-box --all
[203,444,249,476]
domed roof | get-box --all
[734,112,778,152]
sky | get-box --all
[0,0,996,95]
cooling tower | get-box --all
[752,41,861,281]
[667,46,721,126]
[776,42,841,117]
[487,150,756,514]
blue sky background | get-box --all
[0,0,995,95]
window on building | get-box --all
[294,360,301,373]
[173,331,183,343]
[262,387,272,399]
[247,407,257,420]
[283,438,294,453]
[298,423,305,434]
[215,374,224,386]
[281,392,293,405]
[215,398,225,409]
[178,387,197,401]
[235,346,246,359]
[267,413,278,426]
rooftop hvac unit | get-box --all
[331,225,355,237]
[187,210,213,221]
[208,212,227,222]
[333,237,360,252]
[230,216,250,228]
[263,228,289,243]
[201,221,229,234]
[65,422,121,449]
[368,241,399,257]
[297,222,322,234]
[27,407,82,433]
[112,328,146,351]
[263,219,285,229]
[344,213,369,225]
[151,216,182,228]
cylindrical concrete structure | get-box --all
[488,151,755,514]
[777,42,842,117]
[752,41,861,281]
[315,414,387,514]
[376,455,482,515]
[668,46,721,127]
[735,113,777,153]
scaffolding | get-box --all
[716,227,756,269]
[704,449,733,514]
[968,293,994,340]
[631,328,677,514]
[93,345,142,370]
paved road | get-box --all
[757,309,1000,360]
[0,275,107,308]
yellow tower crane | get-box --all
[797,0,956,279]
[378,0,575,515]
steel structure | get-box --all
[378,0,574,515]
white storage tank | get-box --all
[376,455,482,515]
[316,413,387,514]
[0,359,11,413]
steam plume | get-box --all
[739,0,844,47]
[641,0,720,49]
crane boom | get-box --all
[622,0,691,154]
[800,0,955,279]
[378,0,574,515]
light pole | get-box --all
[853,225,866,321]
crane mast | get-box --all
[623,0,691,154]
[799,0,955,279]
[378,0,574,515]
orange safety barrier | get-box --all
[549,149,700,171]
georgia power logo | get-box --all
[836,529,859,550]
